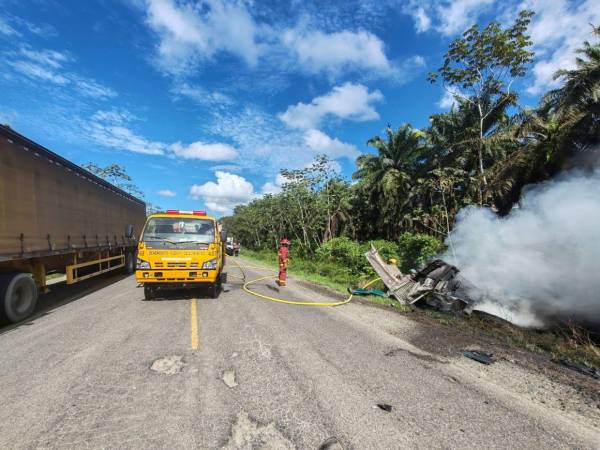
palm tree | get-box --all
[353,124,426,238]
[545,25,600,150]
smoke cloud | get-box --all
[444,167,600,328]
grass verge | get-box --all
[239,249,600,368]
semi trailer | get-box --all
[0,125,146,323]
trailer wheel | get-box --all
[0,273,38,323]
[124,251,135,275]
[143,285,155,301]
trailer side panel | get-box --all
[0,126,146,260]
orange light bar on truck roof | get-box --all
[193,210,206,216]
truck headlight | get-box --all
[202,258,217,270]
[137,258,151,269]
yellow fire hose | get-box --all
[229,259,381,307]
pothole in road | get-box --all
[222,413,295,450]
[222,369,238,388]
[150,355,185,375]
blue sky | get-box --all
[1,0,598,215]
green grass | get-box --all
[240,249,600,368]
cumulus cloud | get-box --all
[303,129,359,159]
[282,27,391,75]
[144,0,261,74]
[522,0,600,94]
[158,189,177,197]
[261,173,287,195]
[189,171,257,214]
[402,0,495,36]
[169,141,238,161]
[437,87,465,109]
[279,82,383,130]
[401,0,599,96]
[435,0,495,35]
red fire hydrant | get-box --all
[277,239,290,286]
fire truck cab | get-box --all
[135,210,226,299]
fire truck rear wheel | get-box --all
[0,273,38,323]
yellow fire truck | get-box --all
[135,210,226,299]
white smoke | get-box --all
[444,167,600,328]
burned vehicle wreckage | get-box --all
[365,246,473,312]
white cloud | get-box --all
[189,171,256,214]
[5,46,116,99]
[303,129,359,159]
[7,60,70,85]
[169,141,238,161]
[90,124,166,155]
[279,82,384,130]
[158,189,177,197]
[522,0,600,94]
[171,82,234,107]
[87,110,237,159]
[402,0,494,35]
[261,173,287,195]
[87,110,166,155]
[144,0,261,74]
[0,17,19,36]
[282,27,391,75]
[435,0,495,35]
[437,88,464,109]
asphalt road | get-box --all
[0,260,598,449]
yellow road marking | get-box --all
[190,298,199,350]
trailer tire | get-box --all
[124,251,135,275]
[0,273,38,323]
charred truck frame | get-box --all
[0,125,146,323]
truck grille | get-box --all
[153,262,199,269]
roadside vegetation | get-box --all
[222,13,600,367]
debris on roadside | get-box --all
[318,436,344,450]
[348,287,387,297]
[376,403,393,412]
[463,351,494,365]
[551,357,599,380]
[223,369,238,388]
[150,355,185,375]
[365,246,472,312]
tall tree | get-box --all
[82,163,144,198]
[428,10,534,204]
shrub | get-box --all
[316,236,364,272]
[397,232,443,272]
[361,239,401,270]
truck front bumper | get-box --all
[136,269,218,284]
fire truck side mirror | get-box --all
[220,230,227,243]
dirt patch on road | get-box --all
[222,413,295,450]
[150,355,185,375]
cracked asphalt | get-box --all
[0,259,598,449]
